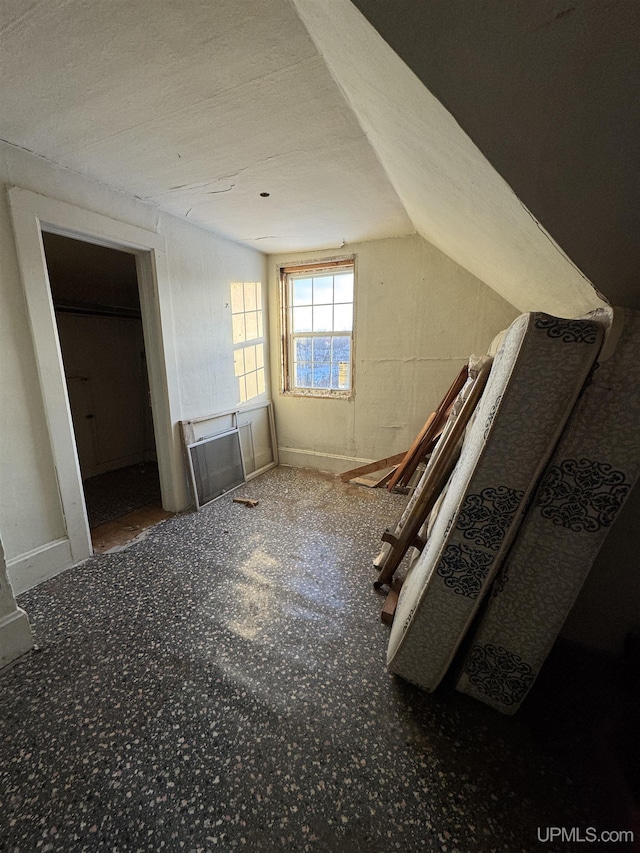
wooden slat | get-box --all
[385,413,436,492]
[350,477,381,488]
[387,365,468,491]
[375,358,492,588]
[339,452,407,483]
[374,468,396,488]
[380,579,403,625]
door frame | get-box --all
[8,187,186,565]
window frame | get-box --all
[279,257,355,399]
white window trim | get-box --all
[279,257,356,400]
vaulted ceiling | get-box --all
[349,0,640,312]
[3,0,635,316]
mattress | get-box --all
[456,307,640,713]
[387,312,606,692]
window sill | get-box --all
[282,388,352,401]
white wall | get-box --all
[166,214,270,420]
[0,141,266,591]
[268,234,519,472]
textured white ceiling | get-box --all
[0,0,413,253]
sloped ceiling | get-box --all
[1,0,617,314]
[349,0,640,311]
[291,0,604,317]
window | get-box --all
[231,281,266,404]
[281,259,354,397]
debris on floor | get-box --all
[232,496,259,507]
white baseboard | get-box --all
[277,446,372,474]
[7,538,75,595]
[0,607,33,669]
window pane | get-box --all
[257,311,263,339]
[295,362,312,387]
[244,281,257,312]
[232,313,245,344]
[313,276,333,305]
[256,284,262,310]
[294,337,312,362]
[245,370,258,401]
[244,344,256,373]
[234,349,244,377]
[293,306,312,332]
[257,368,266,395]
[334,273,353,303]
[245,311,258,341]
[256,342,264,369]
[332,335,351,362]
[293,278,312,306]
[231,282,244,314]
[334,303,352,332]
[286,265,355,395]
[238,375,247,403]
[312,363,330,388]
[313,337,331,363]
[330,363,340,389]
[313,305,333,332]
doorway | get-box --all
[42,233,165,546]
[8,187,186,580]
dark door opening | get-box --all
[42,233,164,546]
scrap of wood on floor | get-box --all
[232,497,259,508]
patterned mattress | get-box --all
[456,307,640,713]
[387,312,607,692]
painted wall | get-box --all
[0,140,266,590]
[268,234,519,472]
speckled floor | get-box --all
[1,467,611,852]
[83,464,161,529]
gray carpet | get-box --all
[1,467,609,852]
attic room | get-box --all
[1,1,639,850]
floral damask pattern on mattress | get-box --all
[387,311,608,693]
[457,308,640,714]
